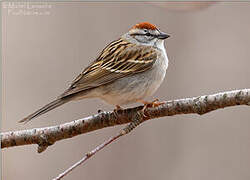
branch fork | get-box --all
[1,89,250,153]
[1,88,250,179]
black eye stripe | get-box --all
[131,32,155,37]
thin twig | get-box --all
[53,132,123,180]
[53,111,144,180]
[1,89,250,153]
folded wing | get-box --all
[60,38,158,98]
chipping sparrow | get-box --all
[19,22,170,123]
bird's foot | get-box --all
[137,99,165,117]
[143,99,164,108]
[113,105,124,118]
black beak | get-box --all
[157,32,170,40]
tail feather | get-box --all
[19,98,70,123]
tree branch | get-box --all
[1,89,250,153]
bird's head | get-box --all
[124,22,170,47]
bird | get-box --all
[19,22,170,123]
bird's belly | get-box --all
[97,56,168,105]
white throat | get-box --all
[156,40,168,70]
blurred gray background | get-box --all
[2,2,250,180]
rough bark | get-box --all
[1,89,250,153]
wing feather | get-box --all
[60,38,158,98]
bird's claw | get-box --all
[113,105,124,118]
[139,99,165,117]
